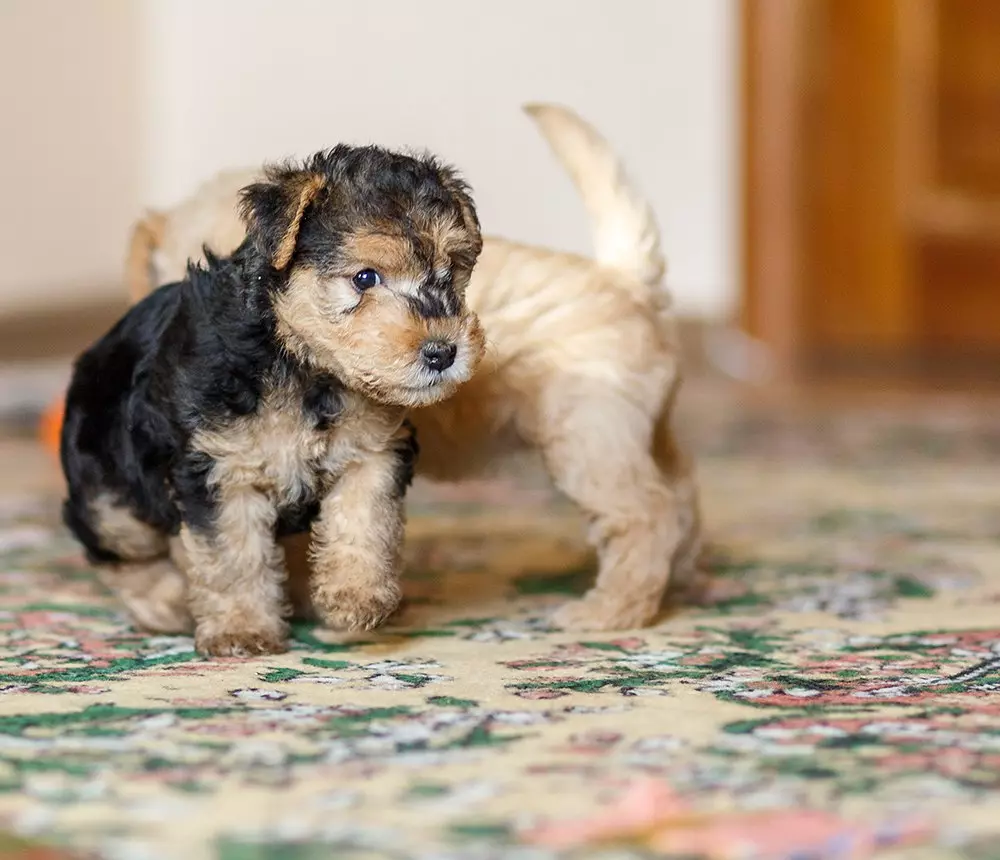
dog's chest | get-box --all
[244,398,331,504]
[195,385,403,506]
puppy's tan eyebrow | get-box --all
[340,232,422,277]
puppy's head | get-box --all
[239,146,485,408]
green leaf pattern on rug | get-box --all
[0,405,998,858]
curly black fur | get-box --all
[59,144,456,568]
[241,145,481,278]
[61,251,343,560]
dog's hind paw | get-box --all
[551,593,660,632]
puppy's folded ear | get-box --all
[438,167,483,263]
[239,167,326,270]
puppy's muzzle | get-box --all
[420,339,457,372]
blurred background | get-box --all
[744,0,1000,385]
[0,1,734,314]
[1,0,998,405]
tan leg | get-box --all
[653,412,704,592]
[309,449,405,631]
[539,391,683,631]
[97,558,191,634]
[181,485,289,657]
[85,499,191,634]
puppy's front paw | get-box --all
[551,592,659,632]
[195,625,288,658]
[312,580,402,632]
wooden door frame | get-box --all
[740,0,808,382]
[741,0,916,380]
[741,0,1000,382]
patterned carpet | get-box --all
[0,383,998,859]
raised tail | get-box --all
[523,103,665,286]
[123,211,168,303]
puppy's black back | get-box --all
[60,251,319,564]
[61,282,191,561]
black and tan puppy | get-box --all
[60,145,485,657]
[126,106,703,633]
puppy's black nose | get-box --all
[421,340,457,372]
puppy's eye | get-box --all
[351,269,382,291]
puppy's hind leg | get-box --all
[535,389,684,631]
[97,558,192,635]
[653,412,704,595]
[73,497,192,634]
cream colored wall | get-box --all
[0,0,141,314]
[0,0,737,318]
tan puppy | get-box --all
[125,104,701,631]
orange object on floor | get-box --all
[39,397,64,457]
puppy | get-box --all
[125,104,701,632]
[62,145,485,656]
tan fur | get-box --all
[90,496,168,560]
[124,213,168,304]
[523,103,665,285]
[342,232,429,282]
[309,435,408,631]
[97,559,191,635]
[90,524,192,637]
[273,267,485,410]
[125,169,255,298]
[431,239,691,630]
[182,391,312,655]
[272,174,326,270]
[122,104,703,631]
[90,384,420,654]
[102,533,316,640]
[180,380,411,655]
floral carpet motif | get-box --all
[0,384,998,859]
